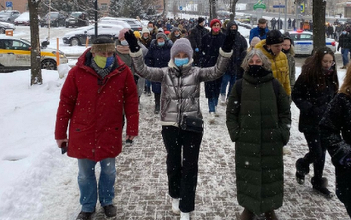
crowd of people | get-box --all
[54,16,351,220]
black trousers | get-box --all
[161,126,203,213]
[303,132,326,180]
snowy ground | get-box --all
[0,25,349,220]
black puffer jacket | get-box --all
[292,72,337,133]
[319,93,351,204]
[226,21,248,77]
[338,33,351,50]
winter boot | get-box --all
[103,204,117,217]
[171,198,180,214]
[295,158,310,185]
[76,211,94,220]
[220,94,226,105]
[311,177,333,198]
[264,210,278,220]
[154,93,160,114]
[240,208,254,220]
[180,212,190,220]
[208,112,216,124]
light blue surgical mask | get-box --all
[158,42,165,46]
[343,31,347,35]
[174,58,189,67]
[120,40,128,46]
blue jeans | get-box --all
[208,97,218,113]
[341,48,350,66]
[220,74,236,98]
[78,158,116,212]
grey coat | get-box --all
[130,48,232,126]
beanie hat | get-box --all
[91,36,115,53]
[171,38,193,60]
[250,37,261,47]
[156,32,167,40]
[171,27,180,34]
[133,30,141,39]
[118,28,130,40]
[198,17,205,24]
[266,30,284,45]
[226,21,237,32]
[158,27,164,33]
[141,27,150,35]
[210,19,221,28]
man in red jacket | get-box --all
[55,37,139,220]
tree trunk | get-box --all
[312,0,326,53]
[28,0,42,85]
[210,0,217,20]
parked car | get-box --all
[0,21,15,34]
[40,12,66,27]
[0,10,20,23]
[288,30,336,56]
[0,36,68,71]
[99,17,131,29]
[62,24,124,46]
[14,12,34,26]
[113,17,142,31]
[65,11,89,28]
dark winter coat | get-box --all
[188,24,209,65]
[131,47,232,126]
[226,22,248,77]
[226,68,291,215]
[320,93,351,205]
[292,72,337,133]
[144,39,173,94]
[201,31,226,98]
[338,33,351,50]
[55,49,139,162]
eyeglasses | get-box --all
[322,60,335,66]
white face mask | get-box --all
[120,40,128,46]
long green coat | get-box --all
[226,69,291,215]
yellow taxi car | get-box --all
[0,36,68,72]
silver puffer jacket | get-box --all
[130,48,232,127]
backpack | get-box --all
[235,78,281,103]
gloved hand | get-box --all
[195,48,199,52]
[124,30,140,53]
[343,154,351,168]
[222,31,236,52]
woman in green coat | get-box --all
[226,49,291,220]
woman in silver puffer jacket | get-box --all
[125,31,234,220]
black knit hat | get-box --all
[91,36,115,53]
[198,17,205,24]
[266,30,284,45]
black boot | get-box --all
[295,158,310,185]
[264,210,278,220]
[154,93,160,114]
[311,177,333,198]
[240,208,255,220]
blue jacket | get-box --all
[249,26,269,43]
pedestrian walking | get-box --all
[292,47,339,198]
[337,29,351,69]
[226,49,291,220]
[124,29,234,220]
[320,66,351,218]
[255,30,291,96]
[270,17,276,30]
[168,27,182,43]
[220,21,247,105]
[249,18,269,43]
[200,19,226,123]
[55,37,139,220]
[144,32,173,114]
[188,17,209,66]
[288,18,291,29]
[282,35,296,94]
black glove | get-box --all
[124,30,140,53]
[342,154,351,168]
[222,31,236,53]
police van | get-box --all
[288,30,336,56]
[0,36,68,72]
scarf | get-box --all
[116,45,130,54]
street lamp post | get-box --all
[94,0,98,39]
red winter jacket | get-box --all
[55,49,139,162]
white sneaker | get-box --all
[220,94,226,105]
[171,198,180,214]
[208,112,216,124]
[180,212,190,220]
[283,146,292,155]
[214,111,220,117]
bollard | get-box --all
[56,38,60,66]
[5,29,13,36]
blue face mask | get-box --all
[174,58,189,67]
[158,42,165,46]
[343,31,347,35]
[105,56,114,68]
